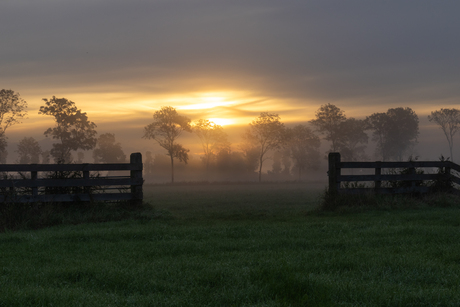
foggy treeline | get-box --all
[1,89,460,184]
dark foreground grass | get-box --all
[1,182,460,306]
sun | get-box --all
[179,96,232,110]
[208,118,235,126]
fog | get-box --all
[2,104,455,185]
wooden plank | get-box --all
[0,193,134,203]
[0,163,142,172]
[338,173,439,182]
[0,177,143,188]
[339,186,431,195]
[340,161,450,169]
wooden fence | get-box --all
[328,152,460,195]
[0,152,143,204]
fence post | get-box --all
[130,153,143,205]
[31,167,38,199]
[328,152,341,196]
[83,169,90,195]
[375,161,381,194]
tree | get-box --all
[16,137,42,164]
[243,112,285,182]
[0,89,28,162]
[310,103,346,152]
[428,108,460,162]
[92,133,126,163]
[367,107,419,161]
[143,106,191,183]
[144,151,154,175]
[336,118,369,161]
[192,119,229,172]
[0,134,7,163]
[76,152,85,163]
[0,89,28,135]
[39,97,97,163]
[41,150,51,164]
[287,125,321,180]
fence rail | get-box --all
[0,152,143,204]
[328,152,460,195]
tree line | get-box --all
[1,89,460,183]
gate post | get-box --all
[130,153,143,205]
[328,152,341,196]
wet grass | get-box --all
[1,182,460,306]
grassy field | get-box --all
[1,182,460,306]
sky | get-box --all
[1,0,460,162]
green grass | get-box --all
[1,182,460,306]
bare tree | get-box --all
[243,112,285,182]
[143,106,191,183]
[287,125,321,180]
[16,137,42,164]
[310,103,347,153]
[39,97,97,163]
[428,108,460,162]
[192,119,229,172]
[93,133,126,163]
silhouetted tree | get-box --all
[428,108,460,162]
[287,124,321,180]
[367,107,419,161]
[243,112,285,182]
[143,106,191,183]
[193,119,229,172]
[39,97,97,163]
[336,118,368,161]
[92,133,126,163]
[0,89,28,161]
[310,103,346,152]
[16,137,41,164]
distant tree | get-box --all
[39,97,97,163]
[336,118,369,161]
[0,89,28,135]
[76,152,85,163]
[428,108,460,162]
[215,148,251,178]
[243,112,286,182]
[287,125,321,180]
[192,119,229,172]
[41,150,51,164]
[238,143,260,175]
[143,106,191,183]
[0,89,28,161]
[92,133,126,163]
[281,149,292,176]
[16,137,41,164]
[0,135,7,163]
[270,151,283,175]
[144,151,154,175]
[367,107,419,161]
[310,103,346,152]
